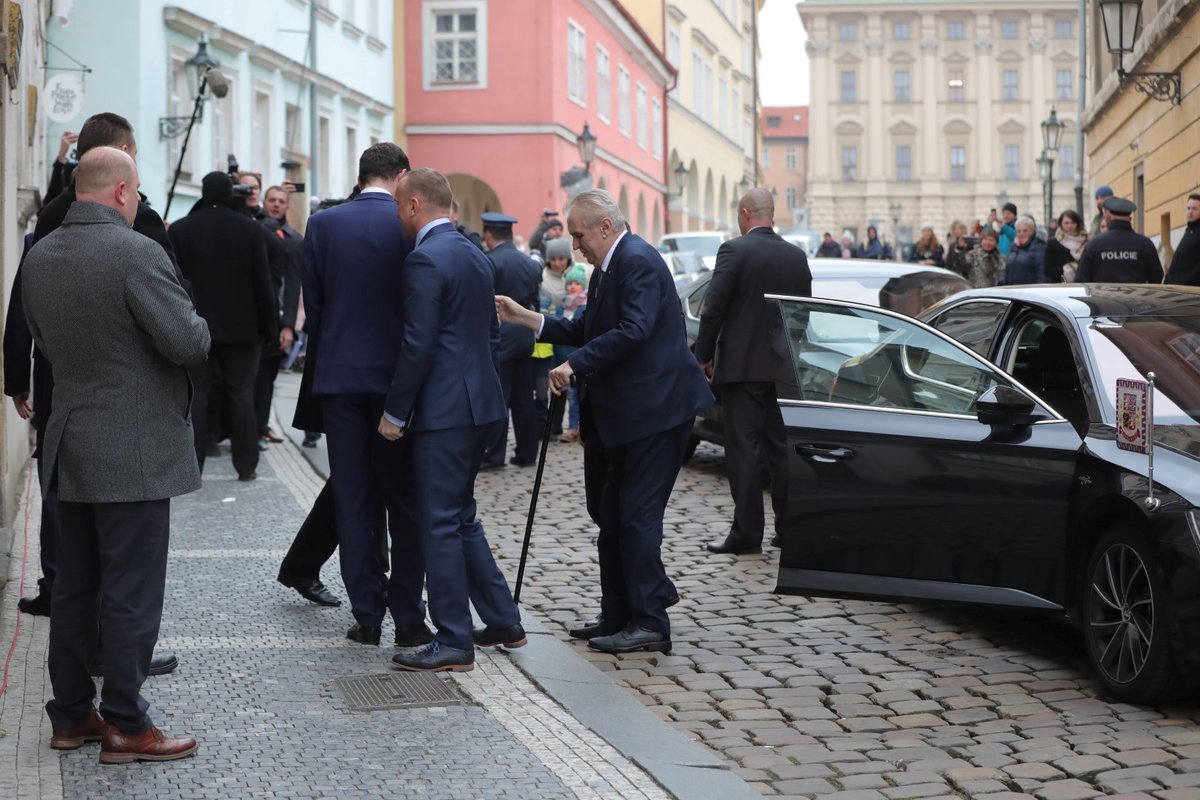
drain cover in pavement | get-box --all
[334,672,465,711]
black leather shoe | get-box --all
[509,457,535,467]
[568,615,625,640]
[17,592,51,616]
[390,641,474,672]
[238,472,258,482]
[473,623,527,649]
[346,623,381,646]
[667,590,680,608]
[588,625,672,654]
[278,574,341,607]
[394,623,435,647]
[89,651,178,677]
[770,534,781,548]
[706,534,762,555]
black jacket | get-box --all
[261,217,303,330]
[169,202,277,344]
[1076,221,1164,283]
[694,226,813,384]
[1164,220,1200,286]
[488,241,541,362]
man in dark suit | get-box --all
[481,212,542,470]
[695,188,813,555]
[497,189,713,655]
[169,172,276,480]
[381,168,520,672]
[301,143,430,647]
[4,111,181,676]
[23,147,209,763]
[254,185,303,444]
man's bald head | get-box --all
[737,187,774,235]
[73,147,140,226]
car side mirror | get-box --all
[975,385,1038,426]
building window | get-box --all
[652,98,663,161]
[345,125,357,190]
[947,69,965,102]
[839,21,857,41]
[763,147,770,169]
[691,51,703,115]
[1056,69,1073,100]
[1004,145,1021,180]
[703,61,714,124]
[596,45,611,122]
[253,90,271,175]
[1000,20,1018,39]
[1058,144,1075,181]
[947,21,965,40]
[425,2,486,89]
[285,102,303,156]
[618,65,631,136]
[731,85,741,147]
[636,83,648,149]
[786,146,796,169]
[168,54,198,180]
[718,74,728,136]
[318,113,331,195]
[842,146,858,181]
[893,20,910,41]
[667,27,680,67]
[767,115,781,127]
[567,20,586,105]
[950,145,966,182]
[840,70,857,102]
[1001,69,1019,101]
[786,187,798,208]
[1055,19,1073,39]
[212,69,237,175]
[896,145,912,182]
[894,69,910,102]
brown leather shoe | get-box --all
[50,709,106,750]
[99,725,198,764]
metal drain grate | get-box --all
[333,672,465,711]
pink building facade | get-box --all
[404,0,671,244]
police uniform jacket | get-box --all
[488,241,541,362]
[1075,220,1164,283]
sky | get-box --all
[759,0,810,106]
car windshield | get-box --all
[663,235,722,258]
[813,272,972,316]
[1087,315,1200,425]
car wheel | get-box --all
[682,434,700,463]
[1081,525,1175,704]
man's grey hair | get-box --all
[565,189,627,229]
[1015,215,1038,230]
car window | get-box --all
[927,301,1010,356]
[772,298,1030,417]
[686,281,705,318]
[661,235,722,258]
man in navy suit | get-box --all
[301,143,431,648]
[497,189,713,654]
[380,168,522,672]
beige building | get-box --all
[799,0,1079,247]
[1082,0,1199,259]
[761,105,810,232]
[664,0,762,234]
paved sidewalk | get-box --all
[0,389,756,799]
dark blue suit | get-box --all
[539,233,713,635]
[385,222,515,651]
[483,241,542,467]
[301,191,425,631]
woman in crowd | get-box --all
[1002,216,1047,285]
[1044,210,1088,283]
[907,223,945,267]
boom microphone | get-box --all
[206,67,230,98]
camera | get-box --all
[231,183,255,198]
[290,181,306,193]
[227,153,239,177]
[965,236,981,248]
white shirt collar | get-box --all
[359,186,392,196]
[599,230,627,273]
[417,216,451,246]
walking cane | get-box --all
[513,387,567,603]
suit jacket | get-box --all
[539,233,713,448]
[169,202,276,344]
[22,202,210,503]
[488,241,541,362]
[694,226,813,384]
[384,223,506,432]
[302,192,414,395]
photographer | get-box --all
[254,185,303,444]
[528,208,564,259]
[168,172,277,480]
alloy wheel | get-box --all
[1087,542,1155,686]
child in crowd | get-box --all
[558,264,588,443]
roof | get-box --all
[946,284,1200,319]
[762,106,809,139]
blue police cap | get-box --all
[1103,197,1136,215]
[481,212,519,228]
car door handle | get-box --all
[795,443,855,462]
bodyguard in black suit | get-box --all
[694,189,813,555]
[481,212,542,469]
[497,190,713,654]
[169,172,277,480]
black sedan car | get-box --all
[680,259,971,456]
[770,284,1200,703]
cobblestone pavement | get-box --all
[478,433,1200,800]
[0,436,672,800]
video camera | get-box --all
[227,153,256,198]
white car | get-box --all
[658,231,730,269]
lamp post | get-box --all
[1041,107,1064,228]
[1099,0,1182,104]
[1036,152,1053,230]
[577,122,597,174]
[560,123,599,199]
[674,161,689,232]
[162,35,229,218]
[888,201,902,253]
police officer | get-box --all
[481,212,542,469]
[1075,197,1163,283]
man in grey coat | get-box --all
[22,147,210,764]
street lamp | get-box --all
[1037,152,1053,229]
[674,161,688,197]
[1040,107,1064,229]
[888,201,902,252]
[1099,0,1182,105]
[162,35,230,217]
[576,122,597,173]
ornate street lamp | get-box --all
[1037,152,1054,230]
[674,161,689,197]
[1098,0,1181,105]
[1040,107,1064,230]
[888,201,902,250]
[576,122,597,173]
